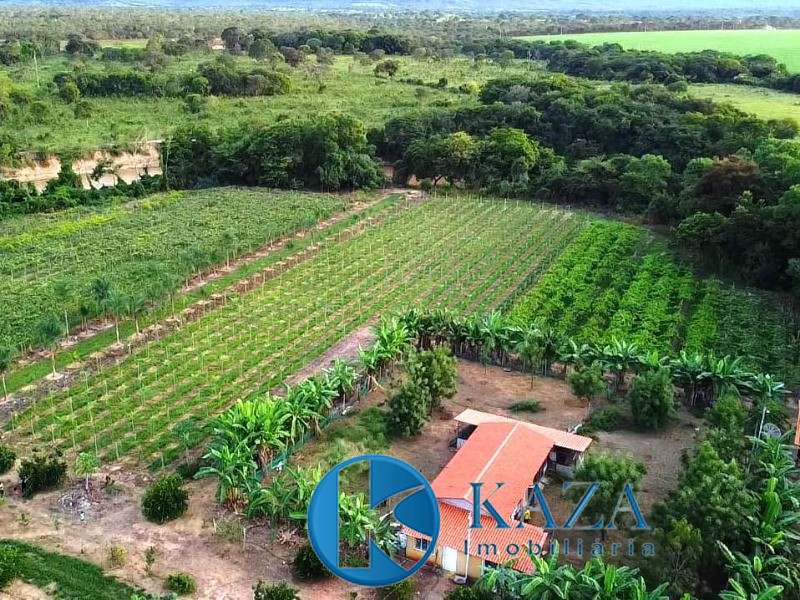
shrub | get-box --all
[407,347,457,412]
[445,587,495,600]
[378,579,413,600]
[628,368,676,431]
[142,474,189,524]
[0,545,21,590]
[253,581,300,600]
[387,382,430,437]
[0,446,16,474]
[18,452,67,498]
[292,543,331,582]
[108,546,128,568]
[165,572,196,595]
[567,366,605,404]
[584,407,622,432]
[510,400,543,413]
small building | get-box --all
[453,409,593,479]
[403,416,586,579]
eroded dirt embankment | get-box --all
[1,143,162,191]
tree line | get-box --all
[374,74,800,299]
[162,113,386,191]
[53,55,291,100]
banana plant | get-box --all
[196,442,257,508]
[323,358,360,406]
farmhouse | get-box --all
[453,409,593,478]
[403,413,593,579]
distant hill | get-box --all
[1,0,800,14]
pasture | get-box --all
[0,55,536,158]
[688,83,800,122]
[522,29,800,71]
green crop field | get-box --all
[7,196,584,468]
[508,221,800,385]
[521,29,800,72]
[0,188,348,350]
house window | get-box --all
[415,538,429,551]
[484,559,499,570]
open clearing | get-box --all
[521,29,800,71]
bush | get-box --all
[0,545,21,590]
[108,546,128,568]
[627,368,676,431]
[18,452,67,498]
[407,347,458,412]
[510,400,543,413]
[0,446,16,474]
[567,366,605,403]
[445,587,495,600]
[584,407,622,432]
[142,475,189,524]
[165,572,196,595]
[292,543,331,582]
[387,382,430,437]
[378,579,414,600]
[253,581,300,600]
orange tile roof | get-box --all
[403,501,549,573]
[455,408,593,452]
[432,421,554,518]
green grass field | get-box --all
[688,84,800,122]
[0,55,536,157]
[521,29,800,72]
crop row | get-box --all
[685,280,800,385]
[0,188,349,350]
[9,196,585,467]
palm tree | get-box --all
[670,350,707,406]
[339,492,378,549]
[0,344,14,402]
[106,293,129,345]
[126,295,148,336]
[89,277,112,310]
[559,339,593,374]
[599,338,641,393]
[279,386,317,445]
[538,326,564,376]
[479,311,509,368]
[34,314,65,375]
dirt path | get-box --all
[283,325,377,388]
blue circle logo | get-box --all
[307,454,440,587]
